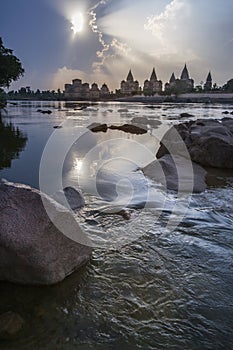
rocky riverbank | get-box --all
[143,118,233,193]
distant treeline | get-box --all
[7,87,64,101]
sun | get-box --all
[71,12,84,35]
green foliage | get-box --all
[0,38,24,88]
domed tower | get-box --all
[165,72,176,91]
[100,83,110,96]
[180,64,194,91]
[90,82,100,99]
[120,69,140,95]
[143,68,162,95]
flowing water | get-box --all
[0,101,233,349]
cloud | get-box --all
[51,65,117,91]
[88,0,111,72]
[51,66,89,90]
[87,0,134,77]
[144,0,191,54]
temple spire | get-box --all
[206,71,212,82]
[150,68,157,81]
[204,71,212,91]
[169,72,176,83]
[181,64,189,80]
[126,69,134,82]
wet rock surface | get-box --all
[143,154,207,193]
[0,180,91,285]
[88,123,147,134]
[157,118,233,169]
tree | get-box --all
[222,79,233,92]
[0,37,24,88]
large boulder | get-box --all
[157,119,233,169]
[0,180,92,285]
[143,154,207,193]
[52,186,85,211]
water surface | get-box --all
[0,101,233,349]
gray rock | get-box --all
[0,180,92,285]
[222,117,233,133]
[179,112,195,118]
[87,123,108,133]
[143,154,207,193]
[157,119,233,169]
[109,124,147,134]
[53,186,85,211]
[131,116,161,129]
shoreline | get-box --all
[115,93,233,104]
[5,92,233,104]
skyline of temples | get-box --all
[64,79,110,100]
[64,64,213,100]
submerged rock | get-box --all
[88,123,147,135]
[37,109,52,114]
[0,180,91,285]
[87,123,108,133]
[143,154,207,193]
[118,108,129,113]
[131,116,161,129]
[157,119,233,169]
[179,112,194,118]
[109,124,147,134]
[0,311,24,339]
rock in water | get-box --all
[0,180,92,285]
[53,186,85,211]
[143,154,207,193]
[157,119,233,169]
[0,311,24,339]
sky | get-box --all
[1,0,233,91]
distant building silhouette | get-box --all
[165,64,194,93]
[64,65,216,100]
[100,83,110,96]
[64,79,110,100]
[180,64,190,80]
[89,83,100,99]
[165,72,176,91]
[143,68,162,95]
[204,71,212,91]
[120,70,140,95]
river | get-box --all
[0,101,233,349]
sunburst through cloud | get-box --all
[70,12,84,35]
